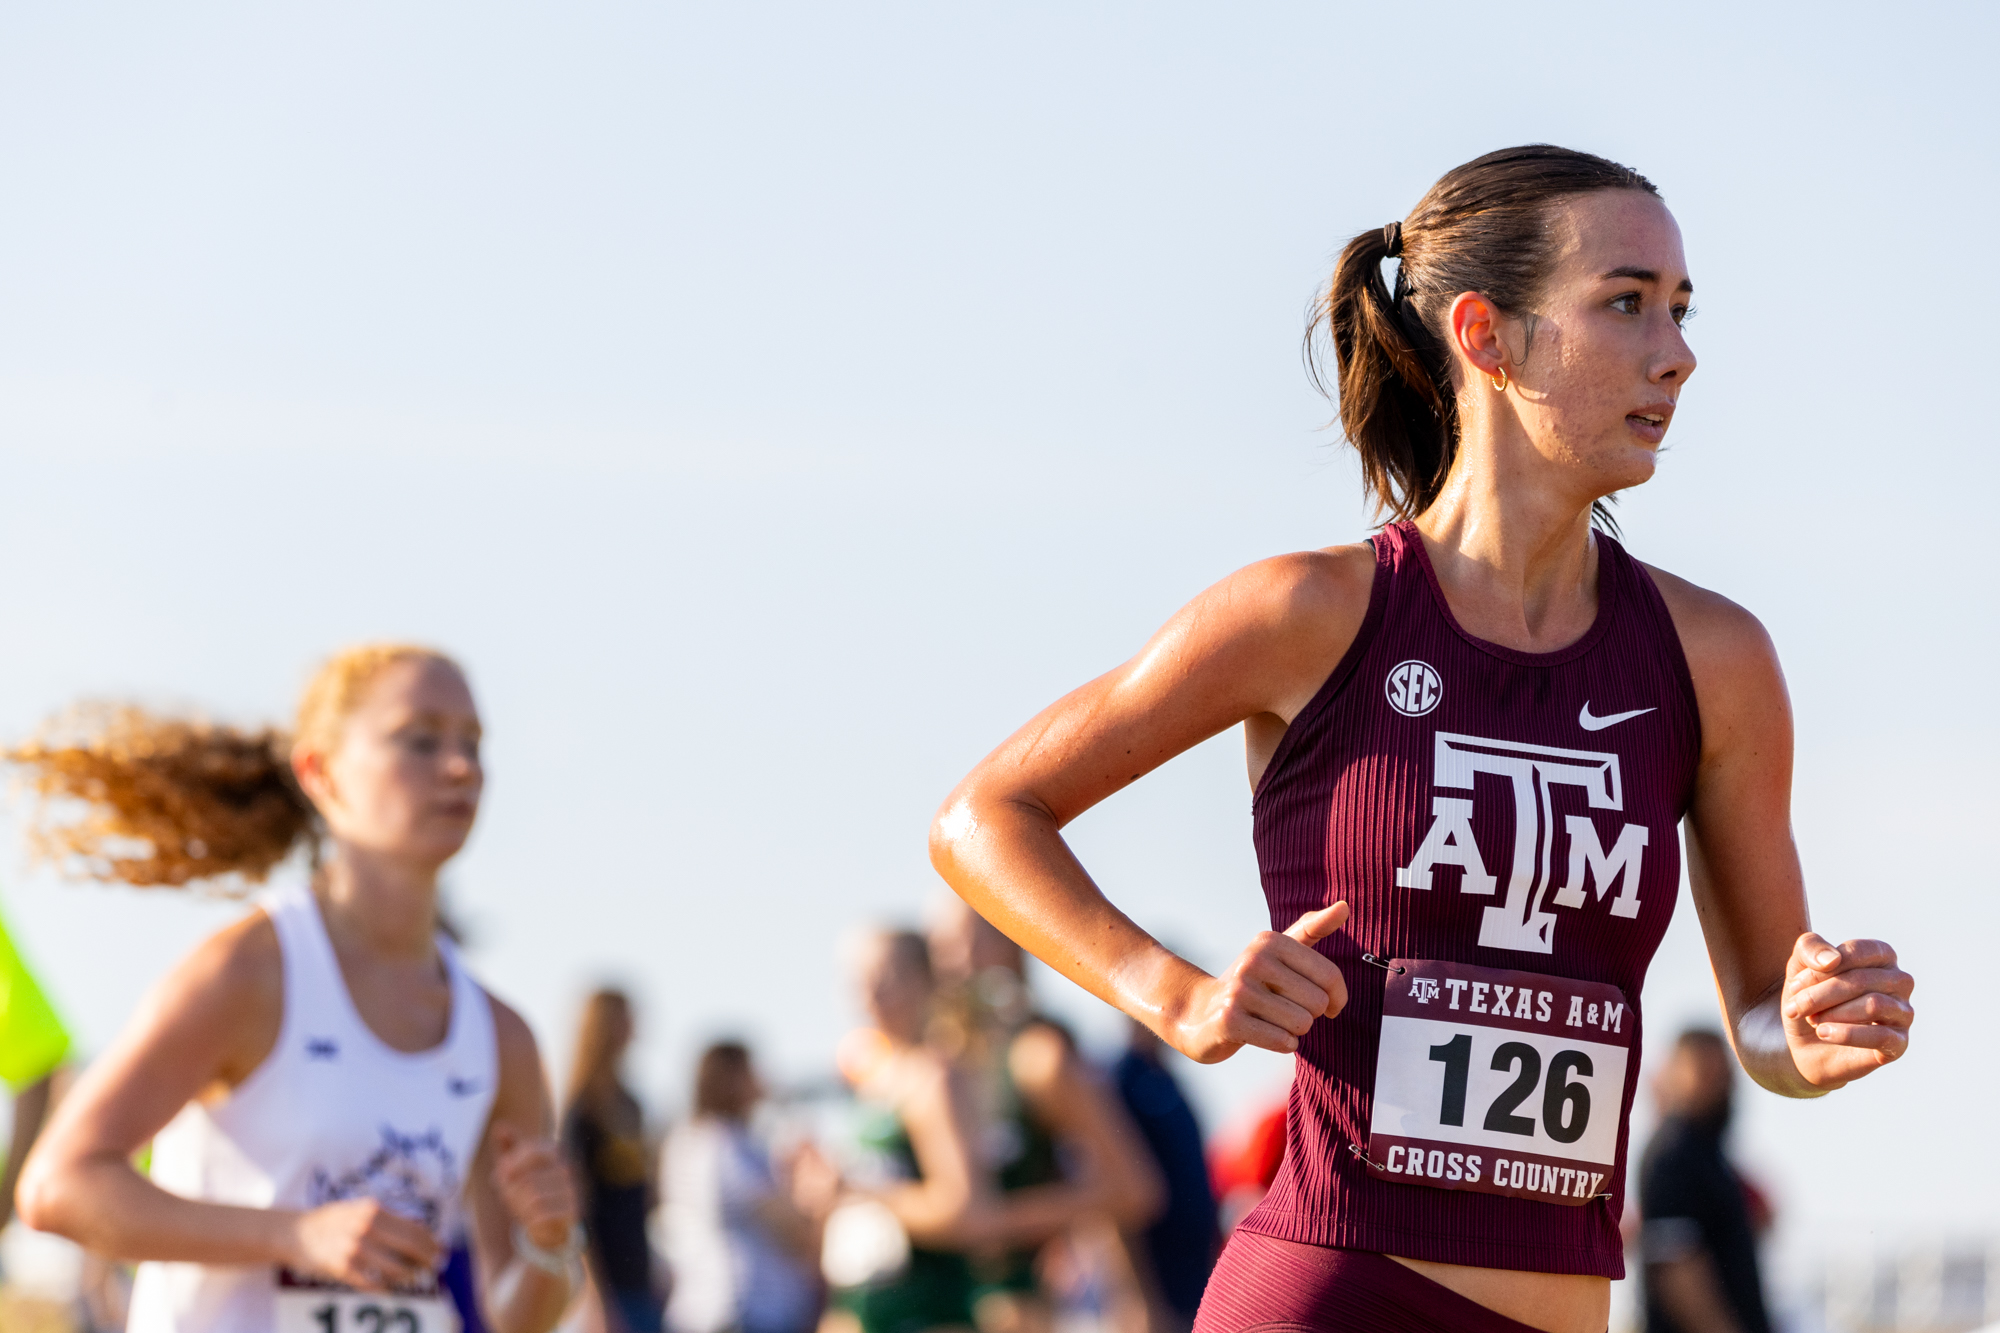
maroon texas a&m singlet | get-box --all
[1240,522,1700,1277]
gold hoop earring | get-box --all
[1490,367,1509,392]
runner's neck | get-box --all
[315,852,440,962]
[1411,505,1601,654]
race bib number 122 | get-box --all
[275,1284,454,1333]
[1366,959,1632,1207]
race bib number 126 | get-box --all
[1366,959,1632,1207]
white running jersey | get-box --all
[127,882,499,1333]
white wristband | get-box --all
[512,1222,586,1280]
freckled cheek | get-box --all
[1534,377,1624,457]
[1542,346,1626,422]
[1532,335,1589,399]
[1531,361,1596,425]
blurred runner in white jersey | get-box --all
[13,644,581,1333]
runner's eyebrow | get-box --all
[1601,265,1694,294]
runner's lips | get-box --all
[1625,403,1674,442]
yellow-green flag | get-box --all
[0,900,69,1090]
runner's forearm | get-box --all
[19,1153,294,1265]
[931,795,1207,1038]
[1727,988,1825,1099]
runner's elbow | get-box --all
[930,784,1059,878]
[928,791,984,876]
[15,1152,80,1237]
[17,1147,136,1246]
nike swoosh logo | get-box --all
[1578,703,1656,731]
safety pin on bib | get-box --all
[1360,953,1405,975]
[1347,1140,1396,1172]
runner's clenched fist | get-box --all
[1779,932,1914,1088]
[491,1122,579,1252]
[1168,903,1351,1063]
[284,1197,440,1293]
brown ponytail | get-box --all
[1310,144,1659,527]
[7,642,457,890]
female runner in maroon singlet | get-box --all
[929,145,1916,1333]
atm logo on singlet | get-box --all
[1396,732,1649,953]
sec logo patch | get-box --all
[1386,660,1443,717]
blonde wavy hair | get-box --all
[7,643,458,889]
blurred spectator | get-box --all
[820,929,981,1333]
[0,899,100,1330]
[1639,1029,1771,1333]
[660,1042,821,1333]
[1111,1020,1218,1332]
[564,989,666,1333]
[0,1065,131,1333]
[927,900,1162,1333]
[1206,1095,1287,1236]
[3,1077,52,1228]
[0,895,71,1228]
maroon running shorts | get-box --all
[1193,1232,1564,1333]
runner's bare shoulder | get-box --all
[1237,540,1377,627]
[149,908,285,1086]
[1188,541,1377,677]
[179,908,283,1010]
[1638,563,1786,724]
[1208,536,1384,704]
[484,991,546,1109]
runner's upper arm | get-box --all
[466,995,550,1272]
[38,913,280,1158]
[1645,564,1791,778]
[1645,564,1806,1015]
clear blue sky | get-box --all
[1,0,1993,1294]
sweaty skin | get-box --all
[930,192,1913,1333]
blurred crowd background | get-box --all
[0,897,1992,1333]
[0,1,1995,1330]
